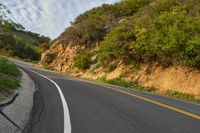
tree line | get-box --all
[0,3,50,61]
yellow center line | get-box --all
[80,79,200,120]
[104,86,200,120]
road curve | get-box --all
[11,59,200,133]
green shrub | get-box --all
[0,75,20,90]
[74,51,91,69]
[97,76,157,92]
[98,25,136,65]
[97,76,133,88]
[0,57,20,90]
[166,91,200,103]
[0,57,20,76]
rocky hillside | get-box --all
[41,0,200,99]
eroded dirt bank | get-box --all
[40,42,200,99]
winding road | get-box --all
[11,59,200,133]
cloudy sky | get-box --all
[1,0,120,38]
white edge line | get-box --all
[22,67,71,133]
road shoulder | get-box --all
[0,69,35,133]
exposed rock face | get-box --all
[41,41,200,99]
[41,40,83,72]
[123,64,200,99]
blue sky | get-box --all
[2,0,120,39]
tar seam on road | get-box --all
[76,78,200,121]
[21,67,71,133]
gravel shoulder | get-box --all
[0,91,13,102]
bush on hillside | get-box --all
[74,51,91,70]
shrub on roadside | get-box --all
[0,57,20,90]
[165,91,200,103]
[0,57,20,76]
[0,75,20,90]
[97,76,134,88]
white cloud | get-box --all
[1,0,120,38]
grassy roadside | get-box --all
[0,57,20,101]
[165,91,200,103]
[97,76,156,92]
[97,76,200,103]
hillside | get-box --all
[0,3,50,61]
[41,0,200,100]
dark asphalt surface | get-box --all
[22,68,64,133]
[11,59,200,133]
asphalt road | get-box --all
[11,59,200,133]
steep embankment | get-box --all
[41,42,200,99]
[41,0,200,99]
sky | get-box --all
[1,0,120,39]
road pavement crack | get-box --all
[23,89,45,133]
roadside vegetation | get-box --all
[74,51,91,70]
[97,76,154,92]
[165,91,200,103]
[0,57,20,91]
[97,76,200,103]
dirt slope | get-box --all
[41,42,200,99]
